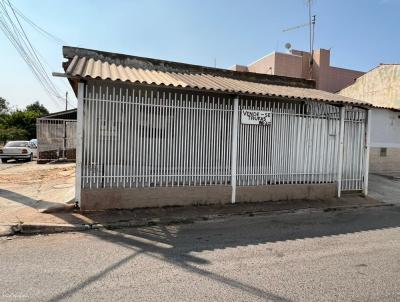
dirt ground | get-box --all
[0,161,75,223]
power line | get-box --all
[0,0,73,109]
[8,1,66,45]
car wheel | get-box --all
[27,154,33,162]
[0,158,7,163]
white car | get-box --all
[0,141,37,163]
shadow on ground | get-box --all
[46,205,400,302]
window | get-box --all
[380,148,387,157]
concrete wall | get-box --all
[370,147,400,173]
[233,48,364,93]
[247,52,276,74]
[370,109,400,148]
[246,52,304,79]
[81,183,337,210]
[339,64,400,109]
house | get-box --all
[231,48,365,93]
[57,46,371,210]
[339,64,400,173]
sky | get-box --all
[0,0,399,113]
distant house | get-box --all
[231,48,365,93]
[57,46,371,210]
[339,64,400,174]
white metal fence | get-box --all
[79,82,368,193]
[237,98,341,186]
[37,118,77,161]
[341,109,367,191]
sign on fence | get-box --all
[241,110,272,125]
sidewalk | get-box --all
[0,194,391,237]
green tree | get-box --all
[26,101,49,116]
[0,100,50,143]
[0,97,10,114]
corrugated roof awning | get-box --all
[60,46,370,108]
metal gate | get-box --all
[341,108,367,191]
[37,118,77,162]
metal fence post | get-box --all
[363,109,371,196]
[75,82,84,207]
[337,106,345,198]
[230,96,239,204]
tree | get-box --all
[0,100,50,143]
[0,126,29,144]
[0,97,10,114]
[26,101,49,116]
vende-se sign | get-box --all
[241,110,272,125]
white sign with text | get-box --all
[241,110,272,125]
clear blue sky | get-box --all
[0,0,399,112]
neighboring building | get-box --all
[58,46,371,210]
[339,64,400,173]
[36,109,77,163]
[232,48,365,93]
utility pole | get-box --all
[65,91,68,111]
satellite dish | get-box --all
[284,42,292,50]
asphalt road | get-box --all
[1,206,400,302]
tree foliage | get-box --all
[0,98,49,144]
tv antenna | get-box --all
[282,0,316,79]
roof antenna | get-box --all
[214,58,217,68]
[281,0,317,79]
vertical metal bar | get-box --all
[363,109,371,195]
[75,82,84,208]
[337,106,345,197]
[231,96,239,203]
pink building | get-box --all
[232,48,365,93]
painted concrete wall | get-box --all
[370,109,400,148]
[232,48,364,93]
[247,52,277,74]
[81,183,337,210]
[339,64,400,109]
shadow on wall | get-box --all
[46,205,400,302]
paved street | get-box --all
[1,205,400,302]
[369,173,400,204]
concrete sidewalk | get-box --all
[0,162,394,237]
[0,194,392,237]
[0,162,75,217]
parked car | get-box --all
[0,141,37,163]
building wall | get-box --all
[233,48,365,93]
[370,109,400,148]
[247,52,304,79]
[81,183,337,210]
[370,147,400,173]
[339,64,400,109]
[247,52,276,74]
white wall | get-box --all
[371,109,400,148]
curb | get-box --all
[1,202,396,237]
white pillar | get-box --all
[75,82,84,208]
[363,109,371,196]
[337,106,345,198]
[230,96,239,204]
